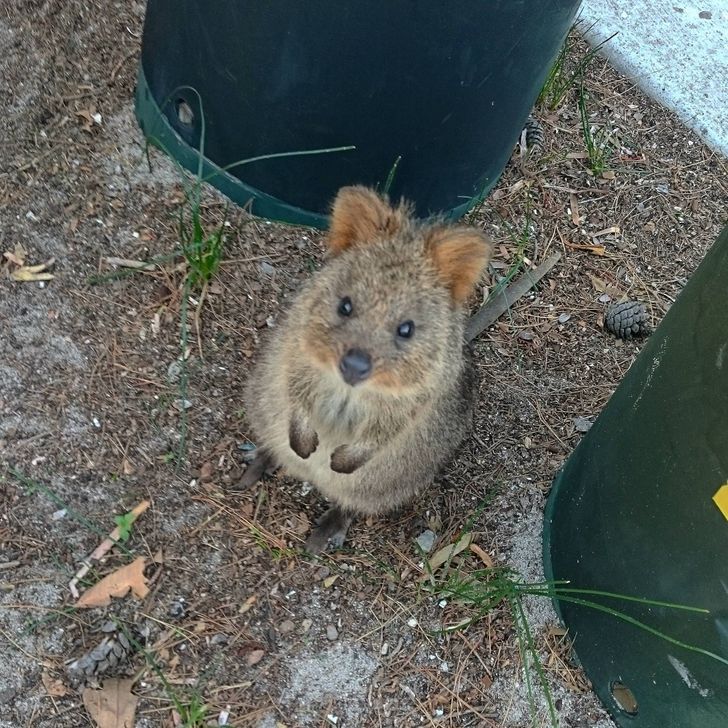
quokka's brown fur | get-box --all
[242,186,492,552]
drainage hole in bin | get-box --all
[611,681,638,716]
[175,99,194,127]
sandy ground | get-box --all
[1,2,727,727]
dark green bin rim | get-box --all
[133,65,486,230]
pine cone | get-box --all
[605,301,651,339]
[522,116,545,157]
[66,621,135,685]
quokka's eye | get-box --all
[396,320,415,339]
[338,296,353,317]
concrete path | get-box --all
[580,0,728,157]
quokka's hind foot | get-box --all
[236,449,275,491]
[305,506,354,554]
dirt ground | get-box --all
[1,2,727,727]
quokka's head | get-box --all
[297,186,492,394]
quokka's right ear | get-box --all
[426,226,493,304]
[327,186,407,255]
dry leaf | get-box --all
[121,458,135,476]
[41,671,69,697]
[3,251,24,267]
[11,269,55,282]
[290,512,310,535]
[3,243,28,268]
[589,275,608,294]
[76,557,149,608]
[83,679,138,728]
[428,533,473,572]
[10,257,55,282]
[323,575,339,588]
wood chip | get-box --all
[569,192,580,225]
[41,671,69,697]
[104,256,156,271]
[468,543,494,569]
[246,649,265,667]
[590,225,621,238]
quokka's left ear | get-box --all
[327,186,408,255]
[425,226,493,304]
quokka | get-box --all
[241,186,492,552]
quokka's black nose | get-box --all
[339,349,372,385]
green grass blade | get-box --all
[199,144,356,185]
[381,155,402,196]
[546,593,728,668]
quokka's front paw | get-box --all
[330,444,370,474]
[289,416,318,459]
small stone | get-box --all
[407,618,418,628]
[557,313,571,324]
[173,398,193,411]
[415,529,437,553]
[300,619,313,633]
[168,600,186,619]
[574,417,593,433]
[279,620,295,634]
[52,508,67,521]
[325,624,338,641]
[260,261,275,276]
[167,360,182,383]
[380,642,389,655]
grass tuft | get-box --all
[538,22,617,111]
[578,83,612,175]
[428,564,724,728]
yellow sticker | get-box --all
[713,484,728,521]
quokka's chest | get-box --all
[306,386,367,440]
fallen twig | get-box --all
[466,252,562,342]
[69,499,150,599]
[104,256,157,271]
